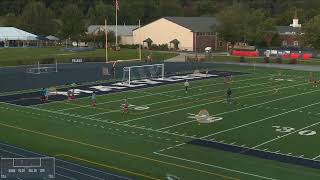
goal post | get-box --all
[122,64,164,85]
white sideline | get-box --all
[119,82,308,124]
[84,80,277,118]
[0,81,313,142]
[56,75,272,112]
[153,152,277,180]
[158,85,320,131]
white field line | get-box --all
[84,80,278,118]
[0,102,197,139]
[159,85,320,131]
[312,154,320,160]
[56,75,273,112]
[156,88,320,153]
[248,110,320,150]
[120,81,308,124]
[153,152,278,180]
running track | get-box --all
[0,142,131,180]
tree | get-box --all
[61,4,85,41]
[19,1,56,35]
[216,6,276,46]
[303,14,320,49]
[88,1,115,25]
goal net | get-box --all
[122,64,164,85]
[26,61,58,74]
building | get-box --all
[276,12,303,47]
[0,27,38,47]
[87,25,138,45]
[133,17,228,52]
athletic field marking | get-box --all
[0,122,238,180]
[55,75,272,112]
[120,81,308,124]
[154,152,277,180]
[207,100,320,140]
[0,148,104,180]
[249,112,320,150]
[0,142,130,179]
[55,173,77,180]
[84,80,277,118]
[56,166,105,180]
[0,81,310,141]
[312,155,320,160]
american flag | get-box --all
[115,0,119,11]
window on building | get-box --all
[282,41,287,46]
[219,41,223,47]
[294,41,299,46]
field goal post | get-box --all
[123,63,164,85]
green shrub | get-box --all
[239,56,246,62]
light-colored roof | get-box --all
[88,25,138,36]
[46,35,60,41]
[0,27,38,41]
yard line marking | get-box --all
[207,100,320,140]
[0,124,237,180]
[121,82,308,124]
[56,173,78,180]
[57,76,273,112]
[56,166,105,180]
[248,109,320,151]
[312,154,320,160]
[156,82,314,130]
[84,80,277,118]
[0,143,130,180]
[154,152,277,180]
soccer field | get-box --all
[1,65,320,179]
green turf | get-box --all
[1,65,320,180]
[0,47,177,66]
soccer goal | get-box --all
[26,61,58,74]
[122,64,164,85]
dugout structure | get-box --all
[122,64,164,85]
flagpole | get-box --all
[115,0,118,48]
[139,19,142,61]
[105,19,108,63]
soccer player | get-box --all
[226,88,232,104]
[123,98,129,114]
[44,88,49,102]
[40,88,46,102]
[92,91,97,107]
[184,80,190,93]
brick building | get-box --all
[276,13,303,47]
[133,17,228,52]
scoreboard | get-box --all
[0,157,55,179]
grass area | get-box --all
[0,47,177,66]
[1,65,320,179]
